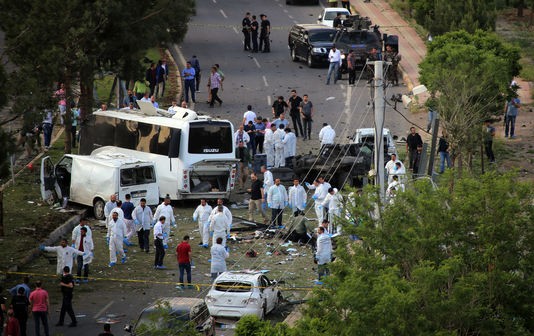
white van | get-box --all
[350,128,398,157]
[40,151,159,219]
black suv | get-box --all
[333,27,382,69]
[288,24,336,68]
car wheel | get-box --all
[93,198,105,220]
[307,53,315,68]
[291,47,298,62]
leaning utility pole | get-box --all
[374,61,385,201]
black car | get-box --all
[288,24,336,68]
[286,0,319,4]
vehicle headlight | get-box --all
[341,54,346,60]
[312,47,325,53]
[205,295,217,304]
[242,298,260,305]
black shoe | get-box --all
[68,322,77,327]
[55,322,64,327]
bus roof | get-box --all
[93,108,232,129]
[65,152,154,168]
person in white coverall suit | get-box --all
[263,124,276,168]
[315,226,332,281]
[318,123,336,146]
[103,194,117,225]
[273,124,286,168]
[305,178,330,223]
[210,205,231,247]
[288,178,307,216]
[153,195,175,248]
[107,211,127,267]
[322,187,343,234]
[209,199,233,229]
[193,199,212,248]
[40,238,84,275]
[210,236,229,281]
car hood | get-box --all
[310,41,334,48]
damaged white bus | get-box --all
[79,102,238,200]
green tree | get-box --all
[235,314,293,336]
[0,0,193,153]
[419,30,520,174]
[246,173,534,334]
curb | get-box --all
[6,210,87,275]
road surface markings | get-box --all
[253,58,261,69]
[262,75,269,87]
[283,9,288,13]
[212,0,216,3]
[220,9,227,18]
[288,15,294,19]
[93,301,114,319]
[267,95,272,105]
[232,26,239,34]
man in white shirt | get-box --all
[234,125,251,163]
[168,101,179,115]
[153,216,166,269]
[288,178,306,216]
[305,177,331,223]
[193,199,213,248]
[326,45,342,85]
[132,198,153,253]
[264,124,276,168]
[261,165,274,202]
[71,217,92,247]
[242,105,257,125]
[319,123,336,146]
[273,124,286,168]
[153,195,175,249]
[104,194,117,226]
[282,127,297,167]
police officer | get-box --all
[242,12,252,51]
[259,14,271,53]
[250,15,259,53]
[384,45,401,86]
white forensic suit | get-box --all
[74,234,94,268]
[263,169,274,200]
[193,203,213,246]
[267,184,288,209]
[210,243,229,281]
[44,245,84,275]
[307,181,330,223]
[273,127,286,168]
[153,202,175,247]
[71,224,92,245]
[282,131,297,159]
[322,189,344,234]
[288,184,307,214]
[210,211,231,247]
[264,128,275,168]
[385,158,402,184]
[107,216,127,264]
[104,200,116,226]
[209,205,233,229]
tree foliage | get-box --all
[419,30,520,173]
[246,173,534,335]
[0,0,193,152]
[132,301,201,336]
[408,0,497,35]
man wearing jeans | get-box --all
[176,236,192,289]
[437,133,451,173]
[182,61,196,104]
[504,95,520,138]
[29,281,50,336]
[326,45,341,85]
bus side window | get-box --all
[168,129,181,158]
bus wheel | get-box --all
[93,198,105,220]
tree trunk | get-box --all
[79,61,94,122]
[518,0,525,17]
[0,188,4,236]
[64,69,73,154]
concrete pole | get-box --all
[427,113,440,176]
[374,61,385,201]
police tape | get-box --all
[4,271,316,292]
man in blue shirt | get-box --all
[504,95,520,139]
[122,194,136,246]
[182,61,196,104]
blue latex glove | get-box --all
[151,219,156,226]
[193,215,198,221]
[71,243,75,248]
[301,203,306,208]
[163,232,168,239]
[106,237,110,245]
[83,252,88,257]
[90,252,94,257]
[210,231,214,237]
[267,203,272,208]
[312,195,318,200]
[171,221,176,228]
[318,205,323,210]
[284,201,288,207]
[39,244,45,251]
[305,182,311,188]
[227,233,231,239]
[134,219,139,226]
[123,237,130,245]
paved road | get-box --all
[19,1,411,335]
